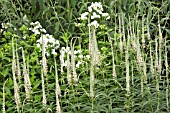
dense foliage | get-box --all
[0,0,170,113]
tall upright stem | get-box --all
[41,34,47,106]
[12,37,20,113]
[54,56,61,113]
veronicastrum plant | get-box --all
[75,2,112,111]
[30,21,61,111]
[1,21,62,112]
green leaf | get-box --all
[33,80,41,90]
[165,29,170,34]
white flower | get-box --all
[94,2,103,9]
[75,22,82,27]
[29,28,32,30]
[78,54,83,59]
[37,34,49,46]
[51,49,57,55]
[35,21,42,28]
[34,24,60,56]
[77,50,82,53]
[37,43,41,48]
[55,40,60,45]
[1,23,10,29]
[88,6,92,12]
[74,50,78,54]
[48,34,53,40]
[35,21,40,25]
[86,55,90,59]
[48,35,55,43]
[32,29,40,35]
[1,23,6,29]
[40,60,42,64]
[102,13,110,20]
[90,2,103,12]
[76,61,82,68]
[43,35,49,46]
[36,39,41,43]
[30,22,34,25]
[61,47,66,51]
[29,21,45,34]
[80,12,89,20]
[40,28,47,33]
[77,23,82,26]
[30,21,42,30]
[102,13,109,17]
[6,23,12,27]
[88,20,99,28]
[91,12,100,19]
[106,16,110,20]
[74,50,81,54]
[65,47,70,53]
[96,10,103,15]
[55,40,60,49]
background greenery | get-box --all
[0,0,170,113]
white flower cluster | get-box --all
[0,22,16,32]
[36,34,60,56]
[80,12,89,20]
[60,47,90,68]
[29,21,46,35]
[60,47,70,67]
[78,2,110,28]
[88,20,99,29]
[88,2,103,13]
[1,23,12,29]
[29,21,60,56]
